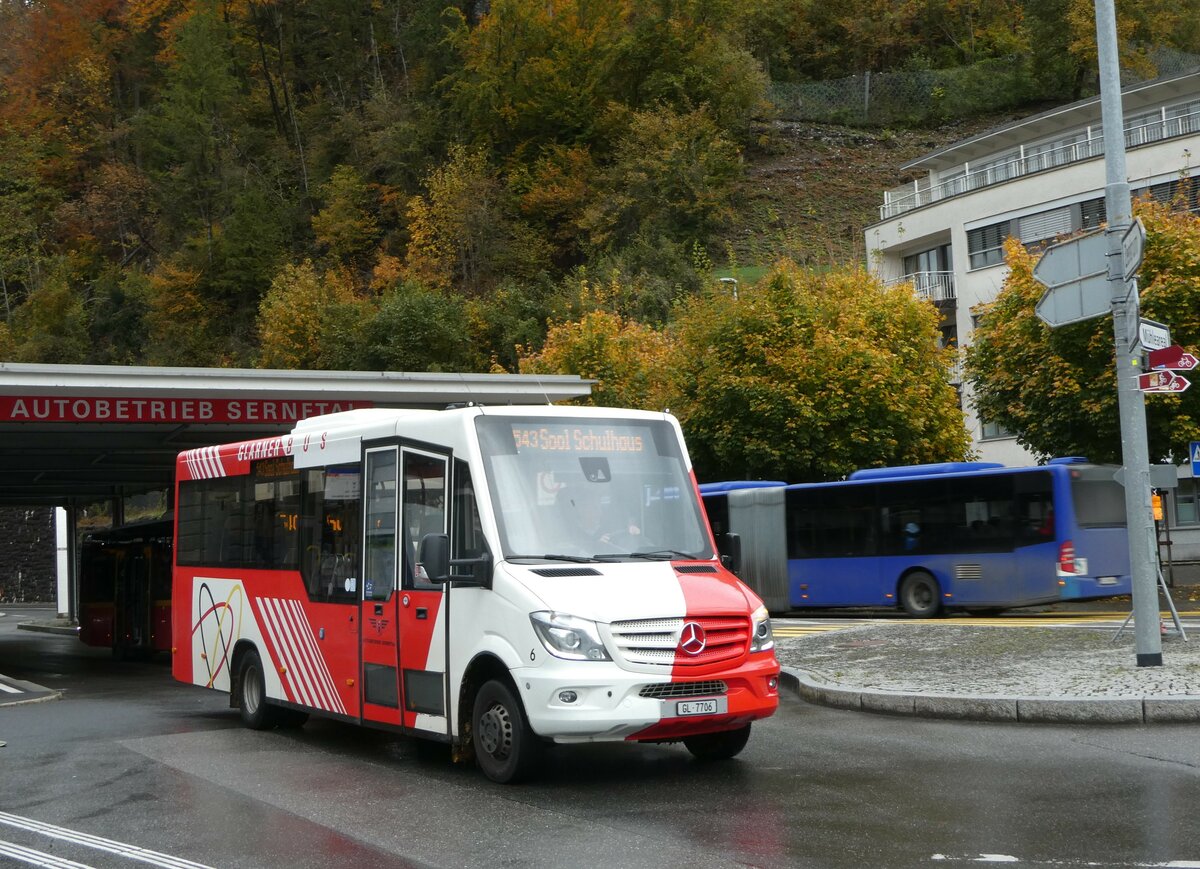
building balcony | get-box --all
[879,108,1200,220]
[890,271,956,303]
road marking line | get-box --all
[0,838,95,868]
[0,681,22,693]
[0,812,213,869]
[932,853,1200,866]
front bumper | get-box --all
[513,652,780,744]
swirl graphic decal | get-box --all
[193,582,244,688]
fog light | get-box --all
[558,690,579,704]
[768,676,778,690]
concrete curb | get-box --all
[0,689,63,707]
[781,667,1200,724]
[16,620,79,637]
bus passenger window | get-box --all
[301,465,361,603]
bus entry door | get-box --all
[396,448,449,735]
[361,446,403,726]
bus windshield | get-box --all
[476,416,713,562]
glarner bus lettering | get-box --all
[172,405,779,783]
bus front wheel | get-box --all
[472,679,542,784]
[899,571,941,618]
[237,649,280,730]
[683,723,752,761]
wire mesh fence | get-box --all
[770,50,1200,128]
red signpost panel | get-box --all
[1148,345,1198,372]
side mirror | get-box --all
[418,533,493,587]
[418,533,451,583]
[720,532,742,576]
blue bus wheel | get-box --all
[899,571,941,618]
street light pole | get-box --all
[1094,0,1162,665]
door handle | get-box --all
[416,607,428,620]
[374,603,384,616]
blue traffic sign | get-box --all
[1193,441,1200,477]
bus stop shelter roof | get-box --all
[0,363,593,507]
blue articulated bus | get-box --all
[700,458,1131,617]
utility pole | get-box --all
[1094,0,1162,665]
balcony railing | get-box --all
[891,271,956,302]
[879,108,1200,220]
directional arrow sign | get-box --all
[1137,370,1191,393]
[1033,230,1112,327]
[1148,344,1199,371]
[1137,319,1171,352]
[1121,218,1146,282]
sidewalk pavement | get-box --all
[775,618,1200,724]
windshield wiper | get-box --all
[509,553,618,563]
[615,550,698,561]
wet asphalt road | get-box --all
[3,607,1200,869]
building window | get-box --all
[980,419,1013,440]
[967,221,1012,269]
[1081,197,1106,230]
[1018,206,1073,244]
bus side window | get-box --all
[951,475,1015,553]
[1014,471,1055,544]
[402,451,447,590]
[301,465,362,603]
[452,460,491,583]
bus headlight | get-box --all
[530,611,612,661]
[750,605,774,652]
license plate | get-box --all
[675,697,726,717]
[1098,576,1118,586]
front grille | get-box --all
[608,615,750,668]
[531,567,602,577]
[675,564,717,574]
[639,680,727,699]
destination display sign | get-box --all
[510,424,646,453]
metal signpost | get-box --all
[1031,0,1163,666]
[1095,0,1161,666]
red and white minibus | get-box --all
[171,405,779,782]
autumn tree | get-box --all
[518,308,673,411]
[5,266,90,363]
[581,105,742,252]
[312,165,380,268]
[966,199,1200,464]
[257,260,360,370]
[403,145,526,294]
[667,263,970,482]
[318,282,480,374]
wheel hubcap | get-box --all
[244,666,261,715]
[478,702,513,759]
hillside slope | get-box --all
[726,112,1039,273]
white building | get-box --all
[865,70,1200,573]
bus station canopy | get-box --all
[0,363,592,507]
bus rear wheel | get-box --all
[237,649,280,730]
[472,679,542,784]
[899,571,941,618]
[683,723,752,761]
